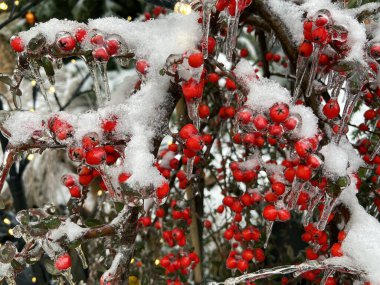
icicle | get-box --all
[0,149,16,198]
[293,55,310,102]
[61,269,75,285]
[202,0,214,59]
[56,58,63,69]
[264,221,274,248]
[305,45,323,98]
[97,166,118,199]
[329,72,345,99]
[335,73,363,144]
[29,60,52,112]
[82,57,103,108]
[320,269,335,285]
[316,194,337,231]
[369,139,380,161]
[186,157,195,180]
[97,62,111,102]
[286,179,305,210]
[11,92,22,110]
[187,99,201,129]
[303,191,322,226]
[225,0,240,61]
[75,245,88,269]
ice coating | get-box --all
[49,219,86,242]
[267,0,367,63]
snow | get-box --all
[49,219,86,242]
[320,141,363,178]
[234,59,256,87]
[290,105,318,139]
[245,78,291,111]
[326,183,380,285]
[3,111,47,145]
[18,18,85,45]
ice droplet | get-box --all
[29,60,52,112]
[201,0,214,59]
[305,45,323,98]
[82,56,103,108]
[97,62,111,102]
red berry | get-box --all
[242,249,254,261]
[90,34,104,45]
[236,259,249,272]
[156,182,170,199]
[106,39,120,56]
[118,172,131,183]
[298,41,313,57]
[226,257,237,269]
[207,73,219,83]
[271,182,286,195]
[331,243,343,257]
[296,165,312,181]
[10,36,24,52]
[312,27,330,45]
[253,115,268,130]
[277,209,291,221]
[93,47,110,62]
[55,254,72,271]
[179,124,198,139]
[305,247,319,260]
[198,104,210,119]
[269,103,289,123]
[273,54,281,62]
[69,185,81,198]
[182,78,204,102]
[225,78,236,91]
[240,48,248,58]
[86,147,106,165]
[75,29,87,42]
[136,60,149,74]
[185,135,203,152]
[208,36,216,54]
[263,205,277,221]
[57,35,76,52]
[188,53,204,68]
[323,99,340,119]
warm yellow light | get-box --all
[27,154,34,161]
[31,277,37,283]
[155,259,160,265]
[127,16,132,21]
[130,258,135,264]
[29,108,35,112]
[14,0,19,6]
[8,229,13,236]
[3,218,11,225]
[174,2,192,15]
[97,190,103,196]
[0,2,8,10]
[48,86,56,93]
[31,80,36,87]
[71,59,76,64]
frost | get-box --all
[290,105,318,139]
[234,59,256,86]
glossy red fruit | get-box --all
[203,220,212,229]
[253,248,265,262]
[225,78,236,91]
[86,147,106,165]
[69,185,81,198]
[370,44,380,59]
[242,249,254,261]
[277,209,291,221]
[136,60,149,75]
[298,41,313,57]
[185,135,203,152]
[57,35,76,52]
[271,182,286,195]
[224,229,234,240]
[198,104,210,119]
[269,103,289,123]
[156,182,170,199]
[323,99,340,119]
[75,29,87,42]
[188,53,204,68]
[105,39,120,56]
[240,48,248,58]
[207,73,219,83]
[296,165,312,181]
[253,115,268,130]
[236,259,249,272]
[226,257,237,269]
[312,27,330,45]
[179,124,198,139]
[283,116,298,130]
[10,36,24,52]
[305,247,319,260]
[263,205,277,221]
[93,47,110,62]
[90,34,104,45]
[182,78,204,102]
[207,36,216,54]
[331,243,343,257]
[55,254,72,270]
[118,172,131,183]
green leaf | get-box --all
[43,216,61,229]
[41,57,55,77]
[27,34,46,53]
[84,218,103,228]
[0,74,14,87]
[114,202,124,212]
